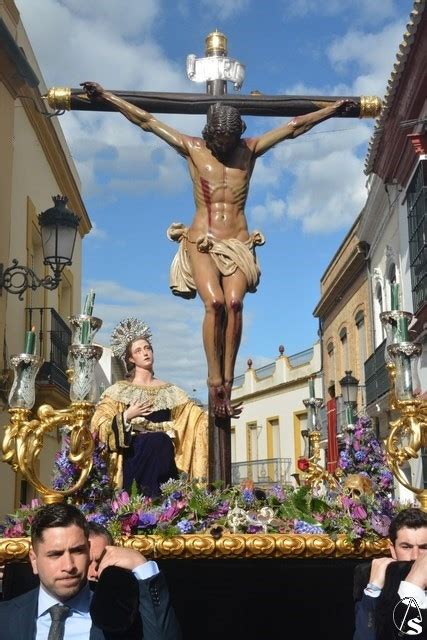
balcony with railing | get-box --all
[231,458,292,486]
[364,339,390,406]
[26,307,71,396]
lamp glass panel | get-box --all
[41,224,77,265]
[346,382,358,404]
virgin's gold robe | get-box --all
[91,380,208,490]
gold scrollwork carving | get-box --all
[0,534,390,562]
[2,402,95,504]
[0,537,31,563]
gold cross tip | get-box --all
[44,87,72,110]
[205,30,227,56]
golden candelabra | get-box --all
[298,429,339,490]
[381,310,427,509]
[1,314,102,504]
[298,394,338,490]
[2,402,95,504]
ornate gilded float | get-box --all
[0,533,389,563]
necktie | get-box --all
[48,604,71,640]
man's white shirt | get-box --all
[35,561,159,639]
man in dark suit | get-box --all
[0,503,181,639]
[353,508,427,639]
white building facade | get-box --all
[231,343,322,486]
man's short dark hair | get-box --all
[88,521,114,545]
[389,507,427,544]
[31,503,90,546]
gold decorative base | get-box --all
[0,534,390,562]
[2,401,95,504]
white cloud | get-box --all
[327,21,407,97]
[251,16,406,235]
[57,0,160,37]
[87,280,207,397]
[248,119,372,232]
[15,0,199,198]
[86,221,107,241]
[286,149,367,233]
[250,195,286,225]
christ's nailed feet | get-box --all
[208,383,243,418]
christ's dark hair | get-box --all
[31,503,89,546]
[202,102,246,142]
[388,508,427,545]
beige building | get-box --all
[313,216,372,415]
[0,0,90,517]
[231,342,322,484]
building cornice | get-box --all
[232,373,315,403]
[365,1,426,179]
[0,18,91,236]
[1,0,19,29]
[313,244,368,319]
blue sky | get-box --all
[16,0,414,399]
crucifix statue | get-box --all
[46,31,381,483]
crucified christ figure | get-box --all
[81,81,355,418]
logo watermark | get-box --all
[393,597,423,636]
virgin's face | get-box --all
[129,338,154,371]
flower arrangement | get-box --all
[338,415,394,493]
[0,418,410,542]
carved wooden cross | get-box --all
[45,32,381,485]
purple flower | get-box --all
[118,512,139,534]
[269,485,286,501]
[371,514,391,536]
[294,520,323,535]
[379,471,393,488]
[242,489,254,504]
[87,513,109,525]
[351,504,367,520]
[341,495,352,509]
[138,512,158,528]
[177,519,194,533]
[246,524,263,533]
[355,450,366,462]
[216,501,230,515]
[159,504,181,522]
[4,522,25,537]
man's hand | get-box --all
[405,553,427,590]
[333,98,358,116]
[97,546,147,576]
[80,81,105,100]
[124,400,153,422]
[369,557,396,588]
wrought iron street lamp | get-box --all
[339,370,359,428]
[0,195,80,300]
